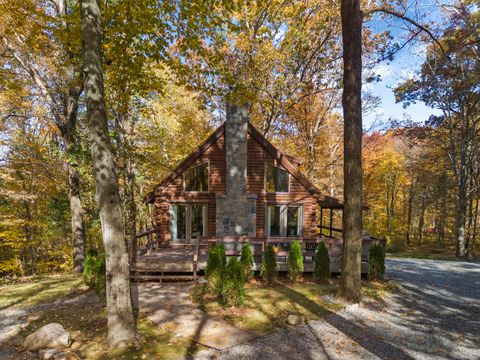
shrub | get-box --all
[240,244,254,281]
[386,235,405,253]
[260,245,277,283]
[205,244,226,294]
[313,242,330,281]
[287,240,303,281]
[368,243,386,280]
[83,248,98,287]
[221,257,245,307]
[94,254,106,301]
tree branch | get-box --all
[365,7,449,60]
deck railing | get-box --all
[129,227,159,277]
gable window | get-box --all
[266,205,302,237]
[184,162,209,192]
[265,163,289,193]
[170,203,207,242]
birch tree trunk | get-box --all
[337,0,363,303]
[80,0,136,348]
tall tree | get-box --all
[395,3,480,258]
[337,0,363,303]
[0,0,86,272]
[80,0,135,348]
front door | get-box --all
[170,203,207,243]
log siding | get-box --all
[152,124,324,245]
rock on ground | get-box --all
[23,323,71,352]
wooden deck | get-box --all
[129,234,384,281]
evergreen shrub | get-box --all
[221,257,245,307]
[205,243,226,294]
[261,245,277,283]
[287,240,303,281]
[313,242,330,281]
[240,244,254,281]
[368,243,386,280]
[83,248,98,287]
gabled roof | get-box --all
[144,124,225,203]
[247,124,342,209]
[145,122,343,209]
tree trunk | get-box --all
[417,186,427,245]
[80,0,136,348]
[436,172,447,248]
[456,182,468,257]
[65,123,86,273]
[69,160,86,273]
[337,0,363,303]
[406,181,414,245]
[466,197,478,261]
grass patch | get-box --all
[0,273,84,309]
[388,246,462,261]
[193,279,341,335]
[362,279,399,300]
[193,277,399,335]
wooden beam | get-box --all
[329,208,333,237]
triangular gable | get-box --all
[145,121,343,209]
[247,124,342,208]
[144,123,225,203]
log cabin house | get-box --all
[132,100,383,280]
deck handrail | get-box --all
[129,227,159,269]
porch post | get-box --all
[329,209,333,237]
[320,207,323,236]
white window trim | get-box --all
[266,204,303,237]
[183,161,210,193]
[264,162,290,194]
[170,203,208,242]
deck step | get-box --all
[130,274,198,282]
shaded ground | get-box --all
[0,276,208,359]
[136,282,257,350]
[202,258,480,359]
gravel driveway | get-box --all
[199,258,480,360]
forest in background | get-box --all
[0,0,478,277]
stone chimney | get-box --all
[215,97,257,237]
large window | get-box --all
[265,163,289,193]
[170,203,207,242]
[266,205,302,237]
[184,163,209,192]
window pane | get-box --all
[176,204,187,240]
[287,207,300,237]
[268,205,281,236]
[191,204,205,237]
[265,163,275,193]
[265,163,288,193]
[276,167,289,192]
[185,163,209,191]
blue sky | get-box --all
[362,1,447,130]
[362,42,442,130]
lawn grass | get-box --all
[3,274,207,359]
[388,246,463,261]
[2,273,397,359]
[192,277,396,335]
[0,273,85,309]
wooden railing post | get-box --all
[193,236,200,284]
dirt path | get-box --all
[202,258,480,360]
